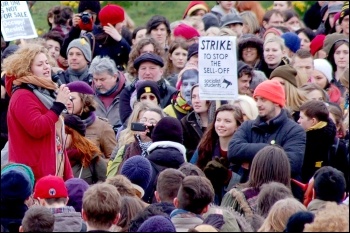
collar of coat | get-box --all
[147,141,187,162]
[306,121,327,132]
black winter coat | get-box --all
[143,141,186,204]
[302,118,337,183]
[181,111,206,162]
[228,109,306,179]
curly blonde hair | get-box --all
[126,37,165,79]
[2,43,49,77]
[303,202,349,232]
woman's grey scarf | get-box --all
[135,134,152,157]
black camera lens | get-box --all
[80,12,91,24]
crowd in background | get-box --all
[1,1,349,232]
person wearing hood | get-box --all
[63,114,107,185]
[238,34,264,70]
[143,117,187,204]
[66,80,117,159]
[211,1,239,22]
[164,66,199,120]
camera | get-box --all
[79,12,92,24]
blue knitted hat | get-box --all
[1,163,34,201]
[281,32,301,53]
[121,156,153,196]
[137,216,176,232]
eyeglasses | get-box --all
[243,47,257,52]
[139,118,158,125]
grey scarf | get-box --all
[135,134,152,157]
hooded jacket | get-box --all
[143,141,186,203]
[210,4,239,22]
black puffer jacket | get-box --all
[143,141,186,204]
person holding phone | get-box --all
[109,105,165,176]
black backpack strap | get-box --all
[89,157,98,184]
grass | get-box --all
[30,1,274,35]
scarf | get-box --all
[173,92,192,112]
[5,74,57,96]
[81,111,96,127]
[135,134,152,157]
[66,67,90,83]
[306,121,328,132]
[95,83,119,96]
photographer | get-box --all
[60,2,131,72]
[60,1,101,60]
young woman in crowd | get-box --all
[312,59,342,104]
[64,114,107,185]
[221,145,292,217]
[299,82,329,102]
[260,35,289,78]
[270,65,309,122]
[190,104,244,205]
[66,81,117,159]
[327,102,347,139]
[296,28,316,52]
[237,34,264,70]
[108,104,165,176]
[327,39,349,95]
[3,43,73,181]
[163,40,188,87]
[181,84,215,161]
[125,37,165,83]
[107,102,152,176]
[283,9,303,32]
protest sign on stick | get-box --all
[1,1,38,41]
[198,36,238,100]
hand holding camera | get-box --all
[131,122,155,139]
[74,12,94,31]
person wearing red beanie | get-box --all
[310,35,326,58]
[228,79,306,201]
[173,24,200,46]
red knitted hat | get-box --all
[182,1,209,19]
[253,80,286,107]
[34,175,68,199]
[99,4,125,27]
[310,35,326,56]
[174,24,200,40]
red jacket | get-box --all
[7,88,73,181]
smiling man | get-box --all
[228,79,306,201]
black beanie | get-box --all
[78,1,101,24]
[151,117,183,144]
[136,80,161,104]
[64,114,86,136]
[284,211,315,232]
[187,43,199,61]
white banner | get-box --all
[1,1,38,41]
[198,36,238,100]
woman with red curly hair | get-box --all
[64,114,107,185]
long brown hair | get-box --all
[163,39,188,77]
[242,145,291,189]
[65,126,102,167]
[196,104,243,170]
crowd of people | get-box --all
[1,0,349,232]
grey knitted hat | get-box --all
[67,38,92,62]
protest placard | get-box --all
[1,1,37,41]
[198,36,238,100]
